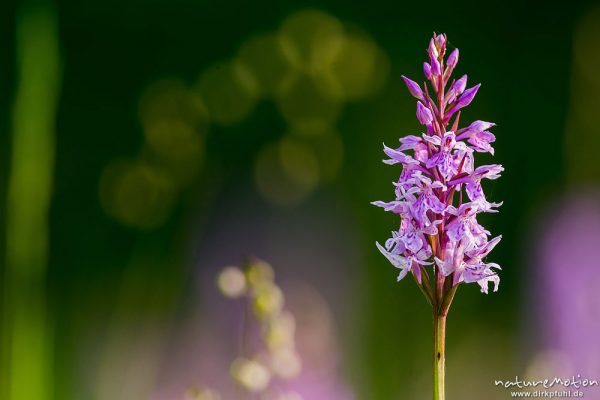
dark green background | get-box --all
[1,0,597,399]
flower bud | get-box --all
[246,259,274,288]
[428,37,438,58]
[446,83,480,121]
[218,266,247,298]
[447,48,459,69]
[435,33,446,50]
[265,312,296,350]
[430,53,441,76]
[423,62,432,79]
[445,89,456,104]
[416,101,434,125]
[456,84,481,109]
[452,74,468,94]
[230,358,271,392]
[270,348,302,379]
[253,284,284,319]
[401,75,423,100]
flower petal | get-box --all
[376,241,409,271]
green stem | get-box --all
[413,270,433,306]
[433,311,446,400]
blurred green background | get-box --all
[1,0,600,399]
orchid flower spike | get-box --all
[373,33,503,297]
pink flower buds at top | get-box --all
[430,53,441,76]
[435,33,447,50]
[447,83,480,119]
[456,84,480,108]
[423,62,432,79]
[446,90,457,105]
[416,101,434,125]
[401,75,424,100]
[451,75,468,95]
[428,37,439,58]
[447,48,459,69]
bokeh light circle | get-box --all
[196,62,258,125]
[574,6,600,87]
[236,34,296,98]
[325,33,390,101]
[99,159,175,229]
[279,9,345,74]
[141,120,204,185]
[254,138,320,207]
[276,74,342,129]
[139,78,209,133]
[289,125,344,182]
